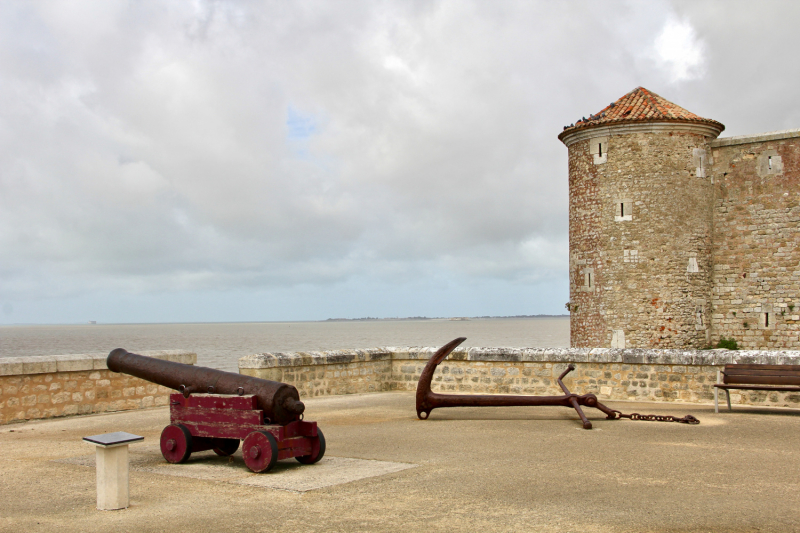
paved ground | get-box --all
[1,392,799,532]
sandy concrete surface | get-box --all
[1,392,799,532]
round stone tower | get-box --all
[559,88,724,349]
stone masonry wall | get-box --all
[568,128,714,349]
[239,347,800,410]
[710,132,800,349]
[0,350,196,425]
[238,349,392,397]
[568,131,606,347]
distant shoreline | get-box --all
[1,315,569,327]
[323,315,568,322]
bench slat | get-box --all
[722,364,800,386]
[714,384,800,392]
[724,364,800,371]
[723,375,800,386]
[724,368,800,375]
[725,370,800,378]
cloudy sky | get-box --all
[1,1,798,324]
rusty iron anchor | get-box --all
[415,337,699,429]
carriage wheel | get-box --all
[242,431,278,473]
[296,428,326,464]
[212,438,240,457]
[160,424,193,464]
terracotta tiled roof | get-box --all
[558,87,724,140]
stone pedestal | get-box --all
[83,431,143,510]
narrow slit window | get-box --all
[762,311,773,329]
[768,156,772,170]
[598,142,603,157]
[583,268,594,291]
[591,137,608,165]
[615,199,632,221]
[693,148,707,178]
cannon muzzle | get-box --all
[107,348,304,425]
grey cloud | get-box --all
[1,1,798,321]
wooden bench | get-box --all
[713,364,800,413]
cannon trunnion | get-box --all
[107,349,325,472]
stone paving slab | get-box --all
[234,456,416,492]
[56,444,417,492]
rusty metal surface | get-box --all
[416,338,699,429]
[107,348,304,425]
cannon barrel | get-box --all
[107,348,304,425]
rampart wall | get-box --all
[710,131,800,348]
[0,350,196,425]
[240,346,800,409]
[6,345,799,426]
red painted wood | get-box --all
[171,406,264,426]
[177,422,314,460]
[169,393,258,410]
[277,447,310,460]
[242,431,278,472]
[165,394,321,461]
[282,420,318,438]
[176,421,275,441]
[277,436,312,457]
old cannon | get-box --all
[107,349,325,472]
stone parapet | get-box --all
[0,350,196,425]
[239,349,392,397]
[710,128,800,148]
[240,347,800,409]
[239,348,391,369]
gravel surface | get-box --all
[1,392,799,532]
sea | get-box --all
[0,317,570,373]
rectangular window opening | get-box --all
[765,312,769,327]
[768,156,773,170]
[582,267,595,291]
[591,137,608,165]
[615,199,632,221]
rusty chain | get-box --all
[610,410,700,424]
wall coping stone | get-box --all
[238,347,800,369]
[710,128,800,148]
[0,350,196,377]
[239,349,392,369]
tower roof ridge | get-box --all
[559,87,724,141]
